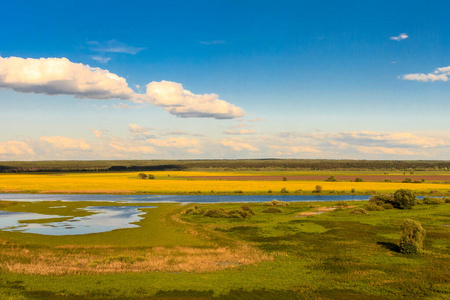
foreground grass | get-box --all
[0,199,449,299]
[0,171,448,195]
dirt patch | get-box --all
[182,175,450,182]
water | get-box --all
[0,193,371,236]
[0,206,152,236]
[0,193,371,203]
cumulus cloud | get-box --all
[128,124,154,139]
[40,136,91,150]
[0,56,135,100]
[145,81,245,119]
[390,33,408,41]
[0,141,35,157]
[224,129,256,135]
[220,138,260,151]
[401,65,450,82]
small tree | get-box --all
[282,177,288,181]
[138,173,147,179]
[355,177,364,182]
[315,185,323,193]
[393,189,417,209]
[147,174,155,179]
[399,219,426,254]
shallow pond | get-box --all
[0,206,151,235]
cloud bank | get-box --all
[401,65,450,82]
[0,56,245,119]
[145,81,245,119]
[0,56,135,100]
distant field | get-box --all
[0,170,449,195]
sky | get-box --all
[0,0,449,161]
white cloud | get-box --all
[401,65,450,82]
[224,129,256,135]
[147,137,199,149]
[88,40,145,54]
[108,140,157,154]
[40,136,91,150]
[390,33,408,41]
[90,56,111,63]
[0,56,135,100]
[113,102,132,109]
[270,145,321,154]
[0,141,35,156]
[220,138,260,151]
[128,123,154,139]
[401,73,448,82]
[145,81,245,119]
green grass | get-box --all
[0,200,449,299]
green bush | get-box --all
[368,194,395,209]
[147,174,155,179]
[184,206,205,215]
[325,176,338,182]
[366,203,384,211]
[445,197,450,203]
[336,201,349,207]
[350,208,368,215]
[138,173,147,179]
[422,197,444,205]
[203,209,229,218]
[262,200,289,206]
[393,189,417,209]
[402,178,413,183]
[351,188,356,193]
[280,187,289,193]
[262,207,283,213]
[315,185,323,193]
[282,177,287,181]
[241,205,255,215]
[355,177,364,182]
[399,219,426,254]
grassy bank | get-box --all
[0,199,449,299]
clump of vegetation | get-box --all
[368,194,395,210]
[350,208,368,215]
[234,190,243,194]
[203,206,255,219]
[262,207,283,213]
[354,177,364,182]
[402,178,413,183]
[384,179,392,182]
[351,188,356,193]
[445,198,450,203]
[183,205,205,215]
[393,189,417,209]
[336,201,349,207]
[399,219,426,254]
[267,189,272,193]
[262,200,289,206]
[325,176,338,182]
[280,187,289,193]
[314,185,323,193]
[294,189,302,193]
[147,174,155,179]
[366,202,385,211]
[138,173,147,179]
[422,197,444,205]
[282,177,287,181]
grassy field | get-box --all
[0,170,449,195]
[0,198,449,299]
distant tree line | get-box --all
[0,159,449,173]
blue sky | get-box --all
[0,0,449,160]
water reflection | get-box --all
[0,206,152,236]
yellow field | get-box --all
[0,171,448,195]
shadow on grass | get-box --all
[377,241,400,253]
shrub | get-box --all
[203,209,228,218]
[234,190,243,193]
[227,210,247,218]
[138,173,147,179]
[393,189,417,209]
[367,202,385,211]
[422,197,444,205]
[147,174,155,179]
[241,205,255,215]
[280,187,289,193]
[268,190,272,193]
[262,207,282,213]
[402,178,413,183]
[355,177,364,182]
[368,194,395,208]
[184,206,205,215]
[350,208,368,215]
[336,201,349,207]
[315,185,323,193]
[384,179,392,182]
[325,176,338,182]
[445,198,450,203]
[282,177,287,181]
[351,188,356,193]
[262,200,289,206]
[295,189,302,193]
[399,219,426,254]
